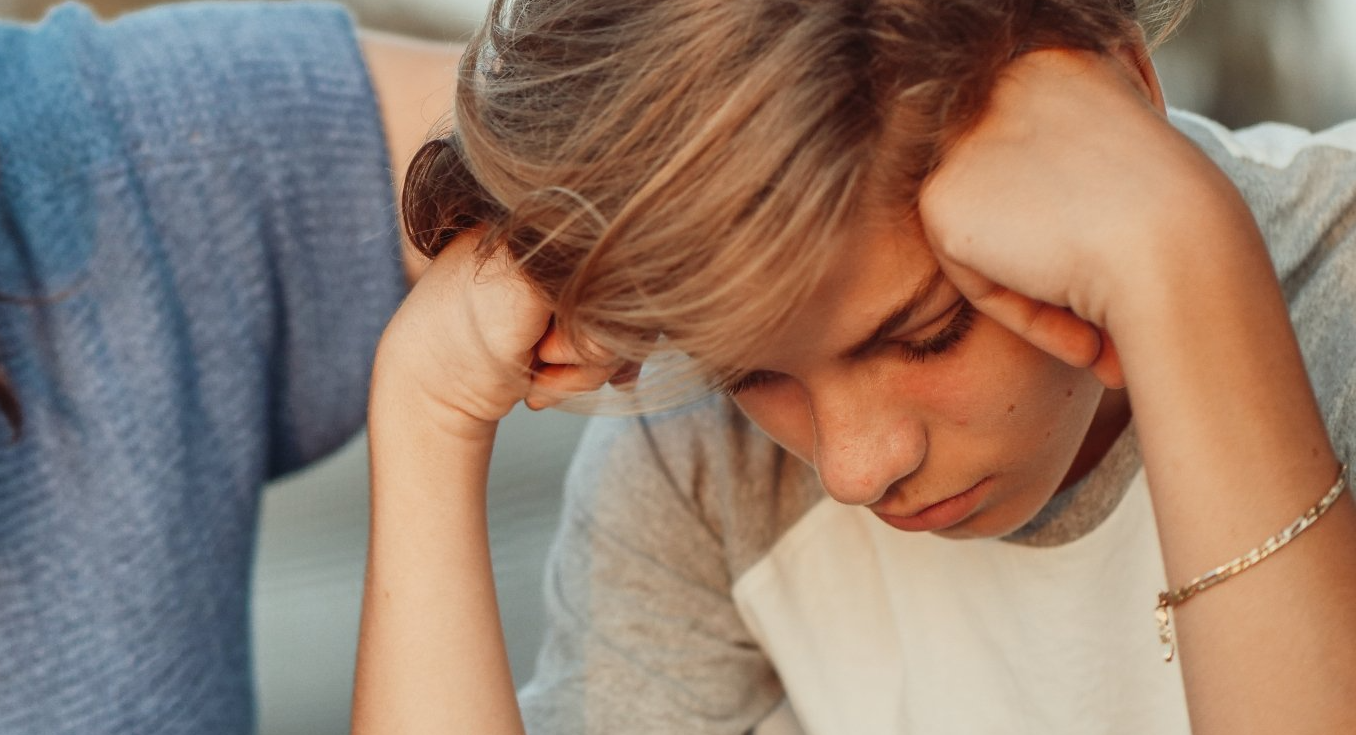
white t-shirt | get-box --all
[739,457,1184,734]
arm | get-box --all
[1112,177,1355,733]
[920,47,1356,732]
[352,240,621,734]
[356,380,520,734]
[356,312,783,734]
[359,31,462,284]
[352,245,538,735]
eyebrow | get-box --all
[839,267,947,360]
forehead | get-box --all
[671,212,947,385]
[814,215,938,304]
[718,214,947,370]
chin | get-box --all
[932,515,1030,540]
[933,483,1059,540]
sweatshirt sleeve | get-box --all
[519,409,785,734]
[0,2,406,478]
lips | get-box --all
[901,487,969,519]
[872,476,991,533]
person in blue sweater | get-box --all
[0,3,459,732]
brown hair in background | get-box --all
[0,369,19,439]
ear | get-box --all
[1107,30,1168,115]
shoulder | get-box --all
[0,4,408,473]
[569,395,823,578]
[0,2,395,297]
[0,2,389,177]
[1170,110,1356,277]
[568,396,765,505]
[1170,110,1356,172]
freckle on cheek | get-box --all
[1065,389,1074,398]
[1007,404,1016,414]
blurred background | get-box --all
[1,1,1353,733]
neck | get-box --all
[1057,387,1132,494]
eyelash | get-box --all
[719,299,977,396]
[900,299,975,363]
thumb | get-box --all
[1089,328,1126,389]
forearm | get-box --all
[1111,216,1356,732]
[352,353,526,735]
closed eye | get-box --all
[897,299,976,363]
[719,299,977,397]
[718,369,779,397]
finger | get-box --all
[1089,328,1126,389]
[536,323,620,367]
[1020,301,1103,370]
[524,363,617,410]
[607,361,643,391]
[941,259,1102,369]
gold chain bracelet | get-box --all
[1155,464,1349,662]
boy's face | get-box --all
[726,215,1111,538]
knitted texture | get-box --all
[0,3,402,732]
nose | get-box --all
[810,381,926,506]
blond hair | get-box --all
[402,0,1193,406]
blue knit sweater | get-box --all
[0,4,403,732]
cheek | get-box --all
[924,317,1103,453]
[924,321,1105,536]
[730,315,1104,473]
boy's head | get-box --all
[404,0,1187,535]
[407,0,1184,365]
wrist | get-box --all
[370,343,502,446]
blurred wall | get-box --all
[1154,0,1356,130]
